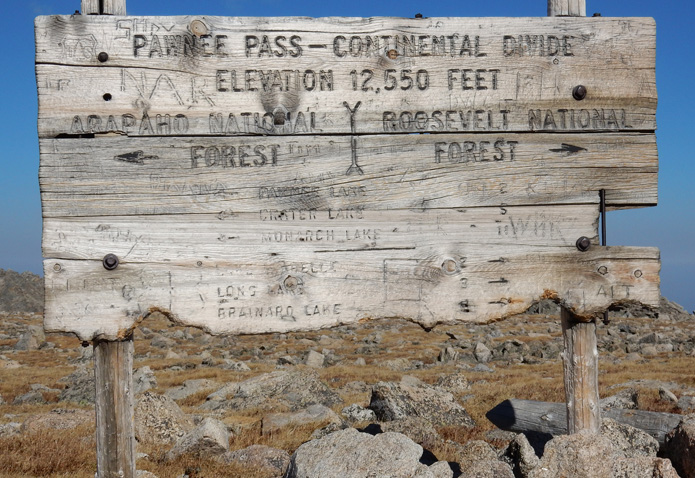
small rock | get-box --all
[0,422,22,437]
[133,366,157,395]
[678,396,695,413]
[136,471,159,478]
[218,445,290,476]
[437,346,459,363]
[165,417,229,461]
[659,387,678,403]
[601,388,639,410]
[150,333,175,349]
[304,350,325,368]
[474,342,492,363]
[436,373,471,395]
[341,404,377,423]
[641,345,659,356]
[277,355,298,366]
[354,357,366,366]
[13,390,45,405]
[624,352,642,361]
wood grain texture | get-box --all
[94,338,135,478]
[561,308,601,434]
[43,244,659,340]
[38,133,658,217]
[82,0,126,15]
[34,15,656,137]
[36,13,660,339]
[486,399,682,446]
[548,0,586,17]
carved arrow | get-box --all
[549,143,588,156]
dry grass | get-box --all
[1,312,694,476]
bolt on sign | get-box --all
[36,15,659,340]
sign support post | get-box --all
[80,2,135,476]
[549,0,601,435]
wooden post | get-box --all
[560,309,601,433]
[548,0,586,17]
[94,338,136,478]
[548,0,600,435]
[82,0,126,15]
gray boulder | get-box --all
[165,379,221,401]
[205,370,341,412]
[436,373,471,395]
[165,417,229,461]
[527,431,679,478]
[284,428,452,478]
[369,377,475,428]
[503,433,539,478]
[14,325,45,351]
[449,440,514,478]
[262,404,342,434]
[664,414,695,478]
[600,388,639,410]
[381,416,442,449]
[600,418,659,458]
[678,395,695,413]
[134,392,194,445]
[58,366,95,404]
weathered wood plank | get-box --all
[41,206,600,261]
[34,16,656,137]
[38,133,658,218]
[43,245,659,340]
[486,399,683,446]
[562,308,601,433]
[94,338,135,478]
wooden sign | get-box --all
[36,15,659,340]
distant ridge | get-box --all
[0,268,43,313]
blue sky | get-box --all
[1,0,693,313]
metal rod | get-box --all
[600,189,607,246]
[600,189,610,325]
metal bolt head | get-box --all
[593,12,602,17]
[415,13,423,18]
[387,49,398,60]
[442,259,458,274]
[102,253,119,270]
[97,52,109,63]
[576,237,591,252]
[634,270,643,278]
[573,85,587,101]
[53,263,62,272]
[284,276,298,290]
[598,266,608,275]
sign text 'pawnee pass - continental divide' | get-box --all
[35,15,659,340]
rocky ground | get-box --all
[0,272,694,477]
